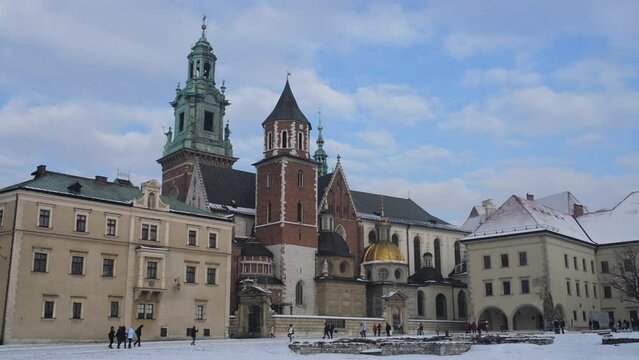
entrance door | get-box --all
[248,305,262,337]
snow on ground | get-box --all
[0,332,637,360]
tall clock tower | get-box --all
[157,21,236,201]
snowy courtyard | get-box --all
[0,332,637,360]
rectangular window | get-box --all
[576,281,581,297]
[624,259,633,272]
[137,304,154,319]
[150,225,157,241]
[591,260,595,273]
[43,300,55,319]
[573,256,578,269]
[102,259,114,277]
[601,261,609,273]
[604,285,612,298]
[110,301,119,318]
[521,279,530,294]
[204,111,214,132]
[608,311,615,322]
[483,255,491,269]
[106,219,117,236]
[75,214,87,232]
[186,266,196,283]
[137,304,145,319]
[147,261,158,279]
[39,209,51,228]
[208,233,217,248]
[566,280,572,295]
[582,311,587,322]
[145,304,153,319]
[500,254,509,268]
[179,112,185,132]
[33,252,48,272]
[582,258,587,272]
[72,302,82,319]
[71,256,84,275]
[188,230,197,246]
[518,251,528,266]
[206,268,216,285]
[573,310,577,321]
[485,282,493,296]
[142,224,149,240]
[585,283,589,298]
[196,305,204,320]
[593,284,598,298]
[564,254,569,268]
[502,280,511,295]
[0,209,4,227]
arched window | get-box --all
[417,291,425,317]
[436,294,447,320]
[266,201,272,223]
[281,131,288,148]
[392,234,399,246]
[267,132,273,150]
[368,230,377,244]
[203,62,211,79]
[458,291,468,319]
[297,202,303,222]
[298,132,304,150]
[413,237,421,270]
[295,281,303,305]
[266,171,272,189]
[196,60,201,77]
[454,241,461,266]
[434,238,441,274]
[297,170,304,187]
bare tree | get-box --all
[606,246,639,304]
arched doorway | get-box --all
[512,305,544,330]
[478,307,508,331]
[434,238,441,274]
[417,290,425,317]
[457,291,468,320]
[436,294,447,320]
[248,305,262,336]
[554,304,566,320]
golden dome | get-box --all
[363,242,406,263]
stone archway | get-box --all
[478,307,508,331]
[554,304,566,321]
[234,285,273,338]
[512,305,544,330]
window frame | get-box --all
[603,285,612,298]
[483,255,491,269]
[500,253,509,268]
[105,217,118,236]
[206,267,217,285]
[109,299,120,318]
[102,257,115,277]
[502,280,512,295]
[141,222,159,241]
[601,261,609,273]
[185,265,197,284]
[187,229,198,247]
[38,206,53,228]
[518,251,528,266]
[195,304,205,320]
[484,281,493,296]
[33,250,49,273]
[74,211,89,233]
[521,278,530,294]
[70,254,85,276]
[42,298,56,319]
[208,232,218,249]
[146,261,158,280]
[71,301,83,320]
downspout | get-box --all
[1,193,19,344]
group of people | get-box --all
[322,322,335,339]
[609,318,638,332]
[108,325,143,349]
[553,319,567,334]
[463,321,486,335]
[371,323,393,337]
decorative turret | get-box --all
[313,111,328,176]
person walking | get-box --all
[127,326,134,348]
[116,326,125,349]
[329,324,334,339]
[372,323,377,337]
[288,324,295,342]
[359,322,367,338]
[108,326,115,349]
[190,325,198,345]
[435,322,440,336]
[134,325,143,347]
[418,322,424,336]
[560,319,566,334]
[270,324,275,338]
[377,323,382,337]
[323,322,329,339]
[385,323,391,337]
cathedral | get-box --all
[158,24,468,337]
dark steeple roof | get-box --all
[262,80,311,128]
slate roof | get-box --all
[0,170,220,219]
[240,240,274,257]
[200,164,255,208]
[408,266,443,283]
[317,231,352,257]
[262,80,311,128]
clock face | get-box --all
[168,186,179,200]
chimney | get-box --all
[33,164,47,178]
[95,175,108,184]
[481,199,496,216]
[573,203,584,217]
[526,193,534,201]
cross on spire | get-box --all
[201,15,207,37]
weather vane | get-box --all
[287,71,291,81]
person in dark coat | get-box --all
[385,323,391,337]
[190,326,198,345]
[560,319,566,334]
[323,322,330,339]
[116,326,125,349]
[134,325,143,347]
[108,326,115,349]
[329,324,334,339]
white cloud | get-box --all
[439,106,506,135]
[443,33,527,60]
[354,84,436,124]
[553,60,638,90]
[462,67,542,87]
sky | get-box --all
[0,0,638,224]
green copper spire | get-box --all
[313,109,328,176]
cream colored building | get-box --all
[462,192,639,330]
[0,165,233,344]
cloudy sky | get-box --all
[1,0,638,224]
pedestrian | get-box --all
[376,323,381,337]
[588,319,593,330]
[190,325,198,345]
[270,324,275,338]
[435,322,440,336]
[560,319,566,334]
[372,323,377,337]
[471,321,477,334]
[329,324,334,339]
[359,322,367,338]
[385,322,391,337]
[418,322,424,336]
[323,321,329,339]
[134,325,143,347]
[108,326,115,349]
[127,326,134,348]
[288,324,295,342]
[116,326,125,349]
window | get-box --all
[585,283,589,298]
[147,261,158,279]
[266,171,272,189]
[267,132,273,150]
[502,280,511,295]
[454,241,461,266]
[186,266,196,283]
[208,233,217,248]
[203,62,210,79]
[33,252,48,272]
[576,281,581,297]
[519,251,528,266]
[483,255,491,269]
[573,256,578,269]
[582,258,587,271]
[75,214,87,232]
[137,304,154,319]
[71,256,84,275]
[297,170,304,188]
[43,300,55,319]
[591,260,595,273]
[297,132,303,150]
[179,112,185,132]
[573,310,577,321]
[106,218,117,236]
[282,131,288,148]
[417,291,424,316]
[72,302,82,319]
[485,282,493,296]
[142,224,158,241]
[204,111,214,132]
[196,305,204,320]
[593,284,598,298]
[394,269,402,279]
[564,254,569,268]
[582,311,587,322]
[624,259,633,272]
[206,268,216,285]
[501,254,509,268]
[39,209,51,228]
[392,234,400,246]
[110,301,119,318]
[601,261,609,273]
[378,268,389,280]
[604,285,612,298]
[0,208,3,227]
[297,202,303,222]
[368,230,377,244]
[188,230,197,246]
[521,279,530,294]
[266,202,272,223]
[295,281,303,305]
[566,280,572,295]
[102,258,114,277]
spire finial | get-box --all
[337,154,341,162]
[286,71,291,81]
[380,195,385,218]
[221,80,226,94]
[318,107,323,129]
[201,15,207,37]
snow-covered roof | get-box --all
[461,206,486,232]
[209,203,255,216]
[465,195,592,243]
[576,191,639,245]
[535,191,587,215]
